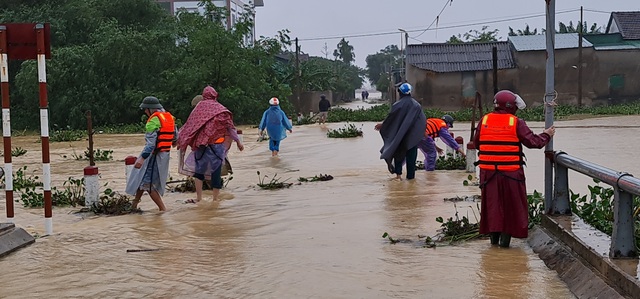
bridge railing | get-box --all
[551,151,640,258]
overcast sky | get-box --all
[255,0,638,69]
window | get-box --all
[609,74,624,91]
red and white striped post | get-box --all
[0,26,14,222]
[466,141,476,173]
[84,166,99,207]
[36,23,53,235]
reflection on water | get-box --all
[2,114,635,298]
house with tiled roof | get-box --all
[405,42,516,110]
[607,11,640,40]
[405,12,640,110]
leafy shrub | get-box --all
[327,123,363,138]
[72,149,114,161]
[50,130,85,142]
[90,189,139,215]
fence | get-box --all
[551,151,640,258]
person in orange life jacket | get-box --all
[125,96,179,211]
[418,115,466,171]
[473,90,555,247]
[177,86,244,203]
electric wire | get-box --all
[298,7,611,42]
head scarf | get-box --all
[177,86,231,150]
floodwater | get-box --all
[2,107,638,298]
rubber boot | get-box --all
[490,232,500,245]
[499,233,511,248]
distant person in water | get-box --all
[375,83,426,180]
[259,97,293,157]
[318,94,331,125]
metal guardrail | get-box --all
[552,151,640,258]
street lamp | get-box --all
[398,28,409,82]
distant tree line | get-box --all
[0,0,363,130]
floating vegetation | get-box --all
[71,149,114,161]
[50,129,85,142]
[435,153,466,170]
[382,204,485,248]
[90,189,140,215]
[298,174,333,182]
[12,166,42,190]
[169,176,235,192]
[327,123,363,138]
[296,115,316,125]
[416,153,466,171]
[443,195,481,202]
[257,171,292,190]
[463,174,479,186]
[434,205,482,244]
[11,147,27,157]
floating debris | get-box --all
[443,195,481,202]
[257,171,293,190]
[298,174,334,182]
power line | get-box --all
[412,0,453,39]
[298,7,610,43]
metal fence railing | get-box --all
[551,151,640,258]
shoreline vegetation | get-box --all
[11,101,640,141]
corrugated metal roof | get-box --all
[584,33,640,50]
[508,33,592,51]
[406,42,515,73]
[610,11,640,40]
[594,45,639,50]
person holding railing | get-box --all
[473,90,555,248]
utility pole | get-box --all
[398,28,408,82]
[321,42,329,59]
[578,6,583,107]
[295,38,300,106]
[544,0,556,213]
[492,46,498,94]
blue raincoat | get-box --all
[259,105,292,141]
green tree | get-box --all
[446,26,499,44]
[508,24,538,36]
[558,21,603,34]
[2,0,293,129]
[335,38,355,65]
[365,45,402,92]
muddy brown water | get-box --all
[2,111,639,298]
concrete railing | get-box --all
[551,151,640,258]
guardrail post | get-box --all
[610,187,637,258]
[552,162,571,215]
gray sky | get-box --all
[255,0,638,69]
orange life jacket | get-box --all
[426,118,447,138]
[476,113,525,171]
[148,111,175,153]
